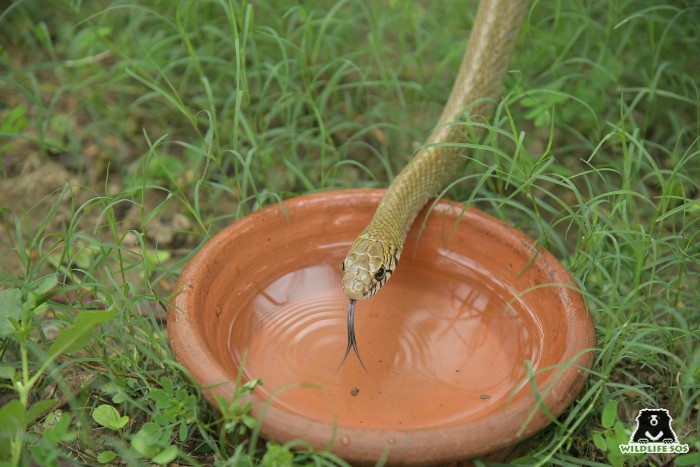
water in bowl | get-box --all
[228,257,543,430]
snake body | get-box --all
[340,0,529,368]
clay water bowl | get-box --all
[168,189,594,465]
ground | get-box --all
[0,1,698,466]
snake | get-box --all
[339,0,530,370]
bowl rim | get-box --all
[168,188,595,464]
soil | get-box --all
[0,153,196,323]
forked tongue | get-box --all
[337,299,368,372]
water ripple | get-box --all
[226,260,544,430]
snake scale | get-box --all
[339,0,530,369]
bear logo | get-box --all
[629,409,678,444]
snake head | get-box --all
[342,232,398,300]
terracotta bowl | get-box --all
[168,189,594,465]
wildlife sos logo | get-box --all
[619,408,689,454]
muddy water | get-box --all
[229,256,543,431]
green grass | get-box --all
[1,0,698,465]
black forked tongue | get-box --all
[337,299,368,372]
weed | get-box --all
[1,0,698,465]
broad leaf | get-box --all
[26,398,59,425]
[92,404,129,431]
[151,445,178,465]
[0,288,22,337]
[32,273,58,297]
[0,399,26,435]
[601,400,618,429]
[97,451,117,464]
[0,365,16,380]
[45,309,116,362]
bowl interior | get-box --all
[168,189,594,464]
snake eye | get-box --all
[374,267,385,281]
[341,262,345,271]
